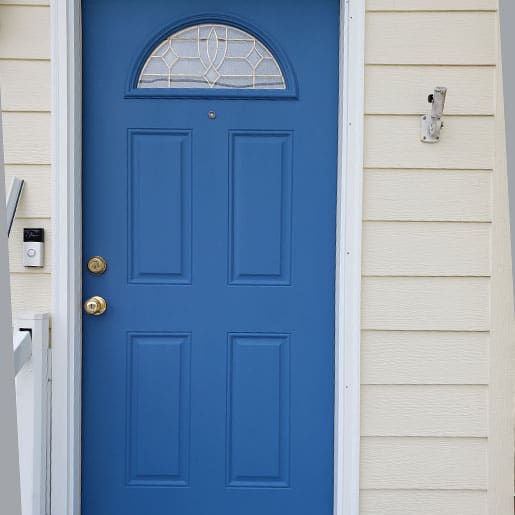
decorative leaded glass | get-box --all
[138,24,286,90]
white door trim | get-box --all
[334,1,364,513]
[50,1,82,514]
[50,1,365,513]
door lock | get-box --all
[84,296,107,316]
[87,256,107,275]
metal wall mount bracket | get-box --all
[421,87,447,143]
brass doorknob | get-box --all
[84,296,107,316]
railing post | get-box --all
[0,91,23,515]
[14,313,51,515]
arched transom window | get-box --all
[138,24,286,90]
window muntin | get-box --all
[138,24,286,90]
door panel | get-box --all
[82,1,339,514]
[227,333,290,487]
[127,332,191,486]
[129,130,192,283]
[229,131,293,284]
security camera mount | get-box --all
[421,86,447,143]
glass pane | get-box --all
[143,57,169,75]
[138,23,286,90]
[139,76,169,88]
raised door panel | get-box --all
[126,333,191,486]
[229,132,292,285]
[128,130,192,284]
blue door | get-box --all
[82,1,339,514]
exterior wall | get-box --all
[0,0,51,315]
[0,0,513,513]
[361,1,514,514]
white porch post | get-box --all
[0,97,23,515]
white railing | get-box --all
[3,90,50,515]
[13,314,51,515]
[6,177,24,236]
[13,330,32,376]
[0,92,24,515]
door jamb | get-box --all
[334,1,364,514]
[50,1,365,513]
[51,1,82,514]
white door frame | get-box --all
[50,1,365,513]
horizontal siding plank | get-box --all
[366,12,496,65]
[362,385,488,436]
[0,0,49,4]
[8,218,51,273]
[360,490,487,515]
[0,60,50,111]
[9,272,50,314]
[2,112,51,164]
[4,165,51,218]
[362,277,490,331]
[363,170,492,222]
[367,0,497,10]
[361,437,487,489]
[362,222,491,276]
[365,66,495,115]
[365,116,494,170]
[361,331,489,384]
[0,6,50,59]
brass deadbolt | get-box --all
[84,296,107,316]
[87,256,107,275]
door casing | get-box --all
[49,1,365,514]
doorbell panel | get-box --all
[23,228,44,267]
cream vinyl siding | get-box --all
[361,2,513,515]
[361,331,489,385]
[361,437,488,489]
[367,0,497,11]
[366,12,496,64]
[362,222,491,276]
[365,116,495,169]
[363,170,492,222]
[361,491,488,515]
[0,1,51,315]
